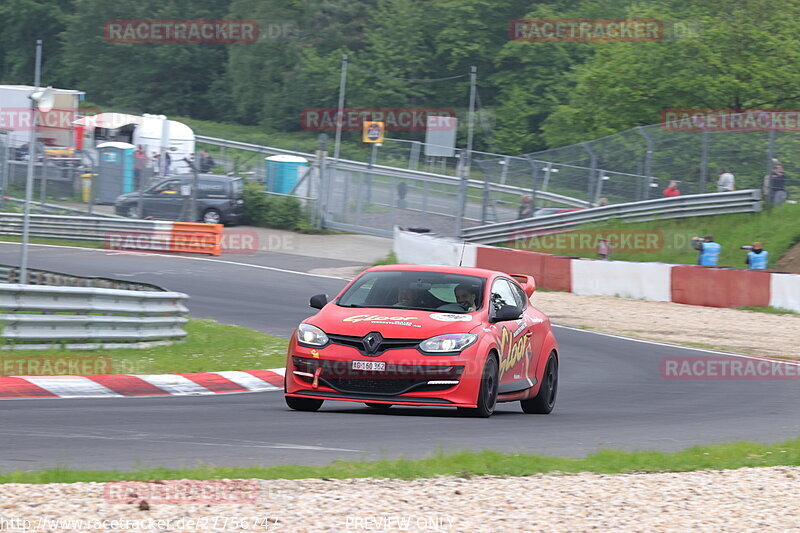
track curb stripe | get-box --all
[0,369,285,400]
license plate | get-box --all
[352,361,386,371]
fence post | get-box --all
[409,141,421,171]
[637,127,654,200]
[700,131,709,194]
[767,129,776,175]
[582,142,597,205]
[315,134,328,229]
[524,155,538,208]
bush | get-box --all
[242,181,308,230]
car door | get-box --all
[509,279,545,384]
[145,178,184,219]
[489,277,533,392]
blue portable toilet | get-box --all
[95,141,136,204]
[265,155,308,194]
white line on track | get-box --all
[552,324,800,366]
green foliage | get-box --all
[242,180,307,230]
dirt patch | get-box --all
[775,241,800,273]
[532,291,800,359]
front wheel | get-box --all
[285,396,323,412]
[126,206,140,218]
[520,352,558,414]
[202,208,222,224]
[459,355,499,418]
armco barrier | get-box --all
[0,212,222,256]
[571,260,672,301]
[671,266,771,308]
[769,273,800,313]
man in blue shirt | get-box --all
[692,235,721,266]
[745,242,769,269]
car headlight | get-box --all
[419,333,477,353]
[296,323,329,347]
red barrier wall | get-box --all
[475,247,572,292]
[671,266,771,308]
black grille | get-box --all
[321,377,452,395]
[327,333,422,356]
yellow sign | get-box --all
[362,121,385,143]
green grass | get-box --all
[0,235,104,249]
[0,318,288,375]
[508,202,800,267]
[373,251,398,266]
[3,438,800,483]
[735,305,799,316]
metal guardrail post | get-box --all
[582,142,598,206]
[637,127,654,200]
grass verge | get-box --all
[735,305,799,316]
[0,235,103,249]
[3,438,800,483]
[0,318,288,375]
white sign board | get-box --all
[424,116,457,157]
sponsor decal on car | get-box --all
[498,327,531,375]
[429,313,472,322]
[342,314,422,327]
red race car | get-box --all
[284,265,559,417]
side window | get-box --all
[198,180,227,199]
[510,281,528,309]
[153,180,181,195]
[490,279,517,312]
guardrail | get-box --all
[3,197,124,218]
[0,264,165,291]
[0,284,188,349]
[462,189,763,244]
[196,135,590,208]
[0,213,222,255]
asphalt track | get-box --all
[1,244,799,472]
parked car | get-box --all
[115,174,244,225]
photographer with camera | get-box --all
[743,242,769,270]
[692,235,721,266]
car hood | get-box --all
[307,304,481,338]
[116,192,140,202]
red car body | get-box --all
[284,265,559,417]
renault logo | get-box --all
[362,332,383,354]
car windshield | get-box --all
[337,270,485,313]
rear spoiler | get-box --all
[510,274,536,298]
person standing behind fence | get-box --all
[133,146,147,189]
[717,168,735,192]
[745,242,768,269]
[597,238,612,260]
[663,180,681,197]
[767,163,788,205]
[517,195,534,219]
[692,235,721,266]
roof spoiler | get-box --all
[510,274,536,298]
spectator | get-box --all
[663,181,681,197]
[717,168,735,192]
[164,150,172,176]
[199,149,215,173]
[596,197,609,207]
[597,238,612,260]
[745,242,769,270]
[151,152,161,176]
[692,235,721,266]
[767,163,788,205]
[517,195,534,219]
[133,145,147,188]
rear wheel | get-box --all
[458,355,499,418]
[364,403,392,409]
[285,396,323,412]
[521,352,558,414]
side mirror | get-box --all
[309,294,328,310]
[491,304,523,323]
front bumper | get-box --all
[285,344,483,408]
